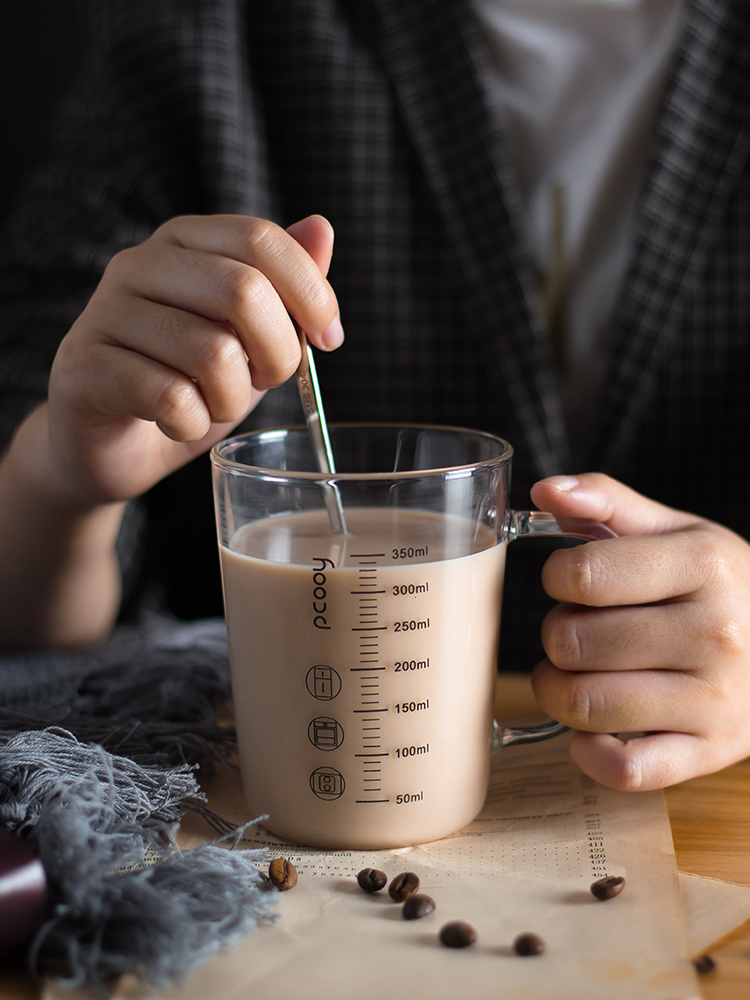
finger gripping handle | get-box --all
[495,509,616,749]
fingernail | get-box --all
[541,475,580,492]
[320,315,344,350]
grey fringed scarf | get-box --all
[0,616,278,994]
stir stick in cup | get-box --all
[295,326,348,534]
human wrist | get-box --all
[4,402,120,518]
[1,403,127,573]
[0,405,126,648]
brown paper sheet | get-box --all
[680,872,750,954]
[46,734,704,1000]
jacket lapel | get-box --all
[592,0,750,472]
[366,0,569,479]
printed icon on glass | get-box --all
[306,664,341,701]
[308,717,344,751]
[310,766,346,800]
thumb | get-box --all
[529,473,698,537]
[286,214,335,277]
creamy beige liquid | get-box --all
[220,508,505,849]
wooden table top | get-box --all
[2,674,749,1000]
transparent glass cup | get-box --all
[211,424,613,850]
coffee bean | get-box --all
[590,875,625,901]
[439,921,477,948]
[402,893,436,920]
[693,954,716,975]
[513,932,546,956]
[357,868,387,893]
[389,871,420,901]
[268,857,298,891]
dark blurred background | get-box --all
[0,4,559,672]
[0,3,85,226]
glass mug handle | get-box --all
[493,510,617,750]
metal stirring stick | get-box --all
[295,326,348,534]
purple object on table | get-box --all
[0,828,47,955]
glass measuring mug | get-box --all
[211,424,614,850]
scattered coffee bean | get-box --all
[389,871,420,901]
[268,857,298,891]
[513,932,546,956]
[402,893,436,920]
[693,954,716,975]
[357,868,388,893]
[590,875,625,901]
[439,921,477,948]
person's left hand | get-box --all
[528,473,750,790]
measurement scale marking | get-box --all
[353,560,386,800]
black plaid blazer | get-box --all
[1,0,749,667]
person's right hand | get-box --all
[31,213,343,508]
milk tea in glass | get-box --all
[212,424,609,849]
